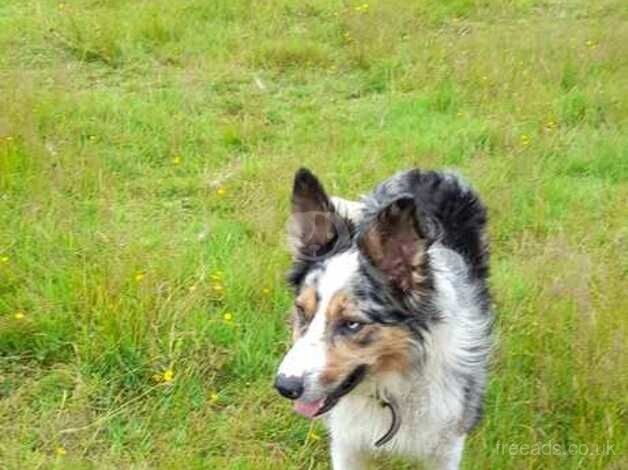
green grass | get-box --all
[0,0,626,468]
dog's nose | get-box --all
[274,374,304,400]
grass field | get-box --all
[0,0,627,468]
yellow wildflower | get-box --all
[0,256,8,263]
[223,312,233,322]
[172,155,181,165]
[520,134,530,146]
[209,392,220,403]
[163,369,174,382]
[55,447,67,456]
[262,288,271,295]
[585,39,597,49]
[135,272,145,282]
[216,187,226,196]
[308,428,321,441]
[14,311,25,320]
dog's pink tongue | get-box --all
[294,398,324,418]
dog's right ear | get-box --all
[358,197,430,293]
[288,168,339,259]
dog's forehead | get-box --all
[304,250,360,301]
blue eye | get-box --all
[339,320,364,334]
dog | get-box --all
[274,168,493,469]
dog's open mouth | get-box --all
[294,365,367,419]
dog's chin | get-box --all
[293,365,367,419]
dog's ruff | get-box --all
[276,168,493,470]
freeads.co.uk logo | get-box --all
[495,440,616,457]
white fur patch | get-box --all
[278,308,327,379]
[331,196,364,224]
[318,249,359,302]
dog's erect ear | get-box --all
[289,168,339,259]
[358,197,429,292]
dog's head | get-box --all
[274,168,434,418]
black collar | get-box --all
[374,390,401,447]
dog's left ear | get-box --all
[289,168,340,259]
[358,197,429,293]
